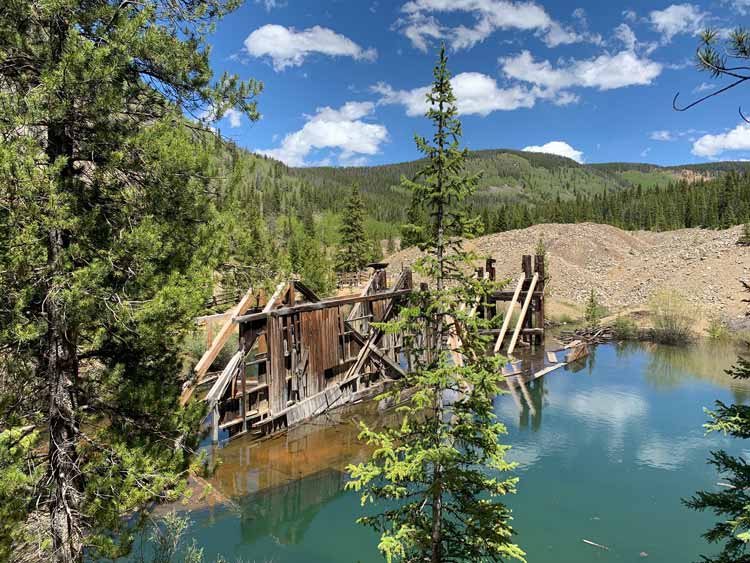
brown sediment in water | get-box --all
[179,400,400,512]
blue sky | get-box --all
[204,0,750,167]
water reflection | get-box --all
[169,340,750,563]
[642,340,749,402]
[238,469,348,545]
[518,377,545,432]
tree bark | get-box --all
[46,12,84,562]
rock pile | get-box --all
[388,223,749,319]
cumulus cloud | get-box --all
[649,4,707,42]
[522,141,584,163]
[257,102,389,166]
[378,48,660,119]
[374,72,537,117]
[692,123,750,157]
[395,0,597,52]
[500,49,662,91]
[614,23,638,50]
[650,130,674,141]
[244,25,377,71]
[224,108,242,128]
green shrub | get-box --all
[613,316,638,339]
[585,289,603,326]
[707,318,730,340]
[649,290,694,345]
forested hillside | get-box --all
[232,146,750,245]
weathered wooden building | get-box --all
[182,255,581,443]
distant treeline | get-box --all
[482,171,750,233]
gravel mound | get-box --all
[387,223,749,321]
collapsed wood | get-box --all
[191,256,549,443]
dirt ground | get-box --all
[387,223,750,331]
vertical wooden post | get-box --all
[206,319,213,349]
[211,406,219,444]
[535,254,545,347]
[239,333,247,432]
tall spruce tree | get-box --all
[337,184,369,273]
[347,46,524,563]
[0,1,260,561]
[685,280,750,563]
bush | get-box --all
[649,290,694,345]
[585,289,604,326]
[707,318,730,340]
[613,316,638,339]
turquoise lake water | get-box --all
[136,341,750,562]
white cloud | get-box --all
[257,101,389,166]
[244,25,377,71]
[724,0,750,14]
[650,130,674,141]
[395,0,596,52]
[692,123,750,157]
[622,9,638,22]
[374,72,537,117]
[256,0,285,9]
[522,141,584,163]
[649,4,707,42]
[224,108,242,128]
[500,49,662,91]
[693,82,716,93]
[614,23,638,50]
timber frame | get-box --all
[185,256,556,444]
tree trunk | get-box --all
[46,268,83,562]
[46,12,84,561]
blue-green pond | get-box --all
[133,341,750,562]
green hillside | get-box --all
[216,144,750,259]
[283,148,750,236]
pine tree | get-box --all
[585,289,602,326]
[535,235,551,290]
[0,1,260,560]
[685,282,750,562]
[347,46,524,563]
[337,185,369,272]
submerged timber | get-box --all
[181,256,588,443]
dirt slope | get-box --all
[388,223,749,324]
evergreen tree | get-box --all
[585,289,602,326]
[387,237,397,255]
[347,46,523,563]
[0,1,260,560]
[535,235,551,291]
[337,185,369,272]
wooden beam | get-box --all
[493,276,525,354]
[182,288,257,406]
[293,280,320,303]
[506,272,539,356]
[234,288,412,323]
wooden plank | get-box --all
[506,272,539,356]
[193,289,256,380]
[293,280,320,303]
[233,289,413,323]
[204,350,243,409]
[493,276,525,354]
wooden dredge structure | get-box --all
[182,255,586,444]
